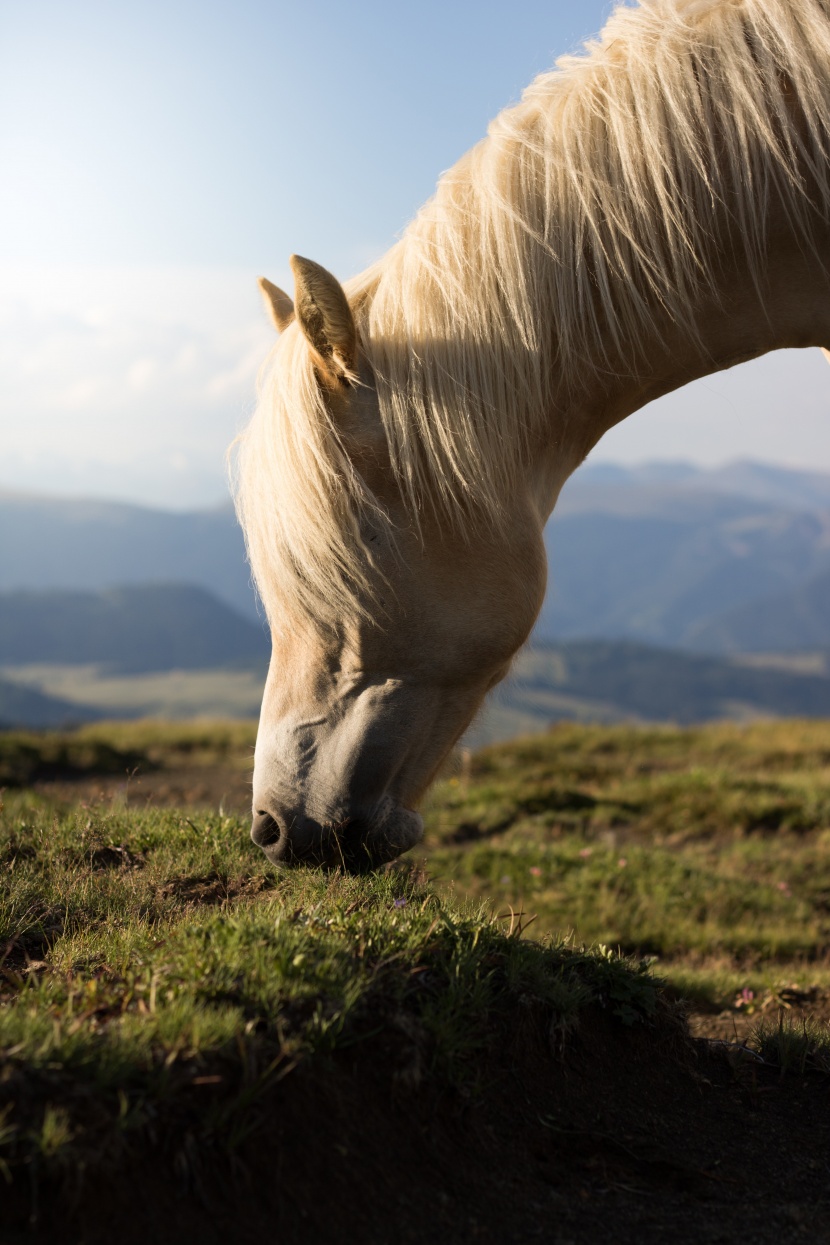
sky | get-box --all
[2,0,829,510]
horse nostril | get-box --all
[251,809,282,848]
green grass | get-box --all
[0,793,662,1184]
[0,719,257,786]
[417,722,830,1005]
[750,1014,830,1074]
[4,714,830,1191]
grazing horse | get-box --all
[235,0,830,868]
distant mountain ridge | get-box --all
[5,460,830,653]
[691,568,830,654]
[511,640,830,724]
[0,678,101,730]
[0,493,258,617]
[538,460,830,649]
[0,585,269,674]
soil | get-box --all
[688,994,830,1042]
[2,1010,829,1245]
[32,763,254,818]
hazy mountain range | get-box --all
[4,460,830,652]
[2,583,829,733]
[5,460,830,733]
[0,584,269,674]
[538,462,830,648]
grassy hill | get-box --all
[3,719,830,1243]
[0,677,101,729]
[464,639,830,746]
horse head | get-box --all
[238,256,548,870]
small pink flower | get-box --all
[529,866,542,877]
[776,881,791,895]
[617,857,628,869]
[578,848,593,859]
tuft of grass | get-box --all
[749,1015,830,1075]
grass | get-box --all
[0,792,662,1186]
[750,1014,830,1074]
[5,717,830,997]
[3,714,830,1190]
[416,722,830,1005]
[0,720,257,787]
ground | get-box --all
[2,719,830,1243]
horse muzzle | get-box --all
[251,795,424,871]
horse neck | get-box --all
[540,211,830,512]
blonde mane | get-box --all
[235,0,830,630]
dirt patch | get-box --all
[155,871,271,908]
[688,988,830,1044]
[3,1010,829,1245]
[34,764,253,816]
[87,844,145,870]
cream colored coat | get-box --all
[235,0,830,867]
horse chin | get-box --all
[359,796,424,868]
[258,797,424,873]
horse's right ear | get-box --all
[290,254,357,383]
[258,277,295,333]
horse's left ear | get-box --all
[290,254,357,383]
[258,277,295,333]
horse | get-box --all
[234,0,830,869]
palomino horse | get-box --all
[235,0,830,868]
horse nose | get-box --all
[250,805,371,869]
[251,809,285,852]
[251,806,326,866]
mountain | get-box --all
[561,459,830,512]
[5,461,830,654]
[463,639,830,746]
[0,678,102,730]
[539,504,830,646]
[690,568,830,654]
[0,585,270,674]
[536,461,830,647]
[510,640,830,723]
[0,491,258,618]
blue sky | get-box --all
[2,0,829,507]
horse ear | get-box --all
[258,277,294,333]
[290,254,357,382]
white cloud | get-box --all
[2,262,830,510]
[0,264,280,506]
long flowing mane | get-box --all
[236,0,830,629]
